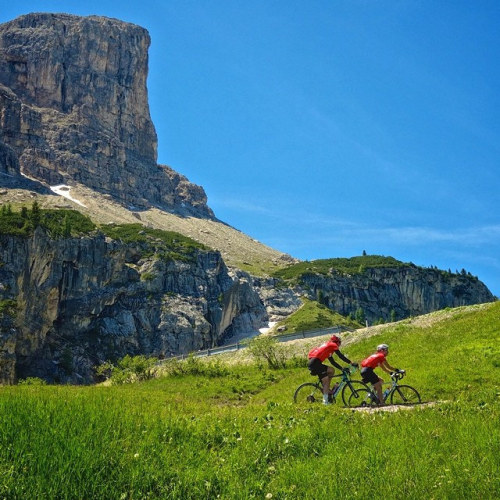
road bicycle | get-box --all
[361,369,422,406]
[293,365,372,408]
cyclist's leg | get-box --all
[372,379,384,404]
[321,366,335,395]
[361,367,383,404]
[308,358,332,403]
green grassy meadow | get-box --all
[1,302,499,499]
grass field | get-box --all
[1,302,499,499]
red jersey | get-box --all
[361,352,386,368]
[308,341,340,362]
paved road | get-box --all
[158,325,348,363]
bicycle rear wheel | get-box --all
[341,380,373,407]
[293,382,323,403]
[390,385,421,405]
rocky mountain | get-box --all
[0,222,267,384]
[0,13,212,217]
[0,13,495,384]
[296,266,494,323]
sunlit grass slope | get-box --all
[0,302,498,499]
[272,297,362,333]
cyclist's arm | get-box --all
[327,356,343,370]
[381,360,396,373]
[335,350,353,365]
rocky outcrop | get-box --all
[0,13,213,217]
[0,229,267,383]
[294,266,495,323]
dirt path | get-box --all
[350,401,438,413]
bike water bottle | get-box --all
[383,388,390,400]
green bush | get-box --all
[17,377,47,386]
[162,354,230,377]
[247,335,287,369]
[100,223,210,263]
[0,205,95,237]
[96,355,158,385]
[0,299,17,316]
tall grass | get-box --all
[1,302,498,499]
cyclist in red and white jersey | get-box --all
[308,334,358,405]
[360,344,398,405]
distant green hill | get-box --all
[272,254,409,281]
[272,297,363,333]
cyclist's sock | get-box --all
[323,393,329,404]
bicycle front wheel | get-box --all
[342,380,373,408]
[293,382,323,403]
[390,385,421,405]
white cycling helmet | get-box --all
[377,343,389,352]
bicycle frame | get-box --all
[382,370,405,401]
[332,365,359,397]
[367,370,420,405]
[293,364,371,406]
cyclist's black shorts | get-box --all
[308,358,329,381]
[361,367,379,385]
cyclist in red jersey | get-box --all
[360,344,398,405]
[308,334,358,405]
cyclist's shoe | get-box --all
[322,400,331,405]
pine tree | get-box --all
[62,215,71,237]
[30,200,41,227]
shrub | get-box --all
[0,206,95,237]
[247,336,286,369]
[162,354,229,377]
[17,377,47,386]
[100,223,210,263]
[0,299,17,316]
[96,355,158,385]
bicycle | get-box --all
[293,365,372,408]
[362,369,422,406]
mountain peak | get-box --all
[0,13,213,217]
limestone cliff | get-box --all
[0,13,212,217]
[273,266,495,324]
[0,227,266,383]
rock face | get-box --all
[0,229,266,383]
[295,267,495,323]
[0,13,213,217]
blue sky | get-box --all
[2,1,499,296]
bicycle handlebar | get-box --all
[391,369,406,380]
